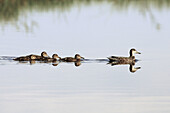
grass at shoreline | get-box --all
[0,0,169,31]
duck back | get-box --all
[61,57,77,62]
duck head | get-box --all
[52,54,61,60]
[130,48,141,57]
[75,54,84,60]
[41,51,49,58]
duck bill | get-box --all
[81,57,85,59]
[136,51,141,54]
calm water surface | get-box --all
[0,1,170,113]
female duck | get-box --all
[61,54,84,62]
[13,51,49,61]
[108,48,141,63]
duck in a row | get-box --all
[60,54,84,62]
[13,52,84,62]
[107,48,141,64]
[13,48,141,63]
[13,51,49,61]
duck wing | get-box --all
[107,56,119,61]
[61,57,75,62]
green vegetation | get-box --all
[0,0,170,30]
[0,0,170,22]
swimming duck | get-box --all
[13,54,36,61]
[42,54,61,62]
[33,51,49,60]
[13,51,49,61]
[61,54,84,62]
[108,48,141,63]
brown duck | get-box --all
[42,54,61,62]
[13,51,49,61]
[61,54,84,62]
[108,48,141,64]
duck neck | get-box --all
[129,55,135,60]
[130,51,133,57]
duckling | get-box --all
[41,54,60,62]
[108,48,141,63]
[33,51,49,60]
[13,54,36,61]
[13,51,49,61]
[61,54,84,62]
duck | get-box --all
[34,51,49,60]
[13,51,49,61]
[60,54,84,62]
[13,54,36,61]
[108,48,141,64]
[42,54,61,62]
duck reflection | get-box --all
[55,61,82,67]
[108,61,141,73]
[74,61,82,67]
[129,64,141,73]
[29,60,36,65]
[52,61,60,66]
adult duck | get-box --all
[108,48,141,64]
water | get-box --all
[0,1,170,113]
